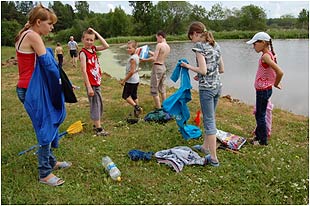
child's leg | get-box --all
[255,89,272,145]
[38,144,54,179]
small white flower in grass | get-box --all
[271,157,275,162]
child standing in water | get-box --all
[79,28,110,136]
[120,40,143,117]
[246,32,284,145]
[181,21,224,167]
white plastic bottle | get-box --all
[102,156,121,181]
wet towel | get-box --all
[155,146,205,172]
[163,58,202,140]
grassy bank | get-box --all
[1,46,309,204]
[106,29,309,44]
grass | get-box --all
[1,45,309,205]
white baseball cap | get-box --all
[246,32,271,44]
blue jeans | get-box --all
[199,86,221,135]
[38,144,57,179]
[16,87,27,104]
[255,89,272,145]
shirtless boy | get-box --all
[141,31,170,109]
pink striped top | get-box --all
[254,51,276,90]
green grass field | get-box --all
[1,45,309,204]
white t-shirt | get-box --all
[68,40,78,50]
[125,54,140,84]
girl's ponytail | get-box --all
[205,31,215,47]
[269,39,277,64]
[15,21,31,43]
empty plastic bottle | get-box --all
[102,156,121,181]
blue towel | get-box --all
[24,48,66,147]
[163,59,201,140]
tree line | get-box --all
[1,1,309,46]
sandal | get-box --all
[53,161,72,170]
[205,154,220,167]
[192,145,210,155]
[39,174,64,186]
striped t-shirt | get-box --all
[255,51,276,90]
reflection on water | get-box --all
[111,40,309,116]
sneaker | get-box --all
[205,154,220,167]
[95,127,109,136]
[192,145,210,155]
[134,105,143,118]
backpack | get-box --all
[144,108,173,123]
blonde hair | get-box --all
[187,21,215,47]
[127,40,138,49]
[15,3,57,42]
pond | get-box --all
[108,39,309,116]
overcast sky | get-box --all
[55,1,309,19]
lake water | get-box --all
[108,39,309,116]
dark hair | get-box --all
[156,30,166,39]
[15,3,57,42]
[269,40,278,63]
[187,21,215,47]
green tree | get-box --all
[1,19,22,46]
[75,1,90,20]
[298,8,309,29]
[188,4,208,23]
[238,4,267,30]
[154,1,191,34]
[50,1,75,32]
[207,3,225,31]
[129,1,154,35]
[108,6,131,37]
[1,1,25,25]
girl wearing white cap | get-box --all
[246,32,284,145]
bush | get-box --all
[54,28,74,44]
[1,20,22,46]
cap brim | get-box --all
[246,39,256,44]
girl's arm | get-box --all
[219,56,224,74]
[88,28,109,51]
[28,32,46,56]
[180,52,207,75]
[262,54,284,89]
[121,59,136,85]
[80,52,94,96]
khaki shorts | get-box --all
[150,64,166,96]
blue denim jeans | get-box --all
[199,86,222,135]
[38,144,57,179]
[16,87,27,104]
[255,89,272,145]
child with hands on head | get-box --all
[246,32,284,145]
[79,27,110,136]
